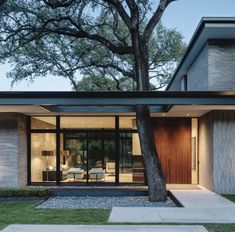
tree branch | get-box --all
[46,26,133,55]
[144,0,176,41]
[102,0,131,30]
[42,0,77,9]
[0,0,5,6]
[125,0,137,14]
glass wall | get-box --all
[60,132,116,183]
[30,116,143,185]
[119,132,144,183]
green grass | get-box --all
[0,195,235,232]
[204,195,235,232]
[0,200,110,230]
[223,194,235,203]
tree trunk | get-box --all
[136,104,167,201]
[131,32,167,201]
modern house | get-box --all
[0,18,235,194]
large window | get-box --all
[29,116,143,185]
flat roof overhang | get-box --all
[0,91,235,106]
[0,91,235,115]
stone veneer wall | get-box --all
[168,40,235,91]
[17,115,27,187]
[213,111,235,194]
[208,40,235,90]
[0,113,27,188]
[199,110,235,194]
[187,44,209,91]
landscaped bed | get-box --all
[0,192,235,232]
[0,197,235,232]
[37,196,176,209]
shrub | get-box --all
[0,187,49,197]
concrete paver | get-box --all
[1,225,208,232]
[109,187,235,223]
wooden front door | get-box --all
[152,118,191,184]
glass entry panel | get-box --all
[88,132,115,183]
[119,133,145,183]
[62,132,116,183]
[62,133,87,183]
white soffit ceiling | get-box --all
[0,105,49,113]
[168,105,235,117]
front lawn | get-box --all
[0,196,235,232]
[0,199,110,230]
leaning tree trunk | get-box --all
[136,105,167,201]
[133,34,167,201]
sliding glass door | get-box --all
[61,131,116,183]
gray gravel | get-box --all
[37,196,176,209]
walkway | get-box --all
[109,187,235,223]
[1,225,208,232]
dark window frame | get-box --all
[28,115,139,186]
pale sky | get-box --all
[1,0,235,91]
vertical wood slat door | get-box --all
[152,118,191,184]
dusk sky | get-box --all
[1,0,235,91]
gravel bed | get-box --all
[37,196,176,209]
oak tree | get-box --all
[0,0,178,201]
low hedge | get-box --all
[0,187,50,197]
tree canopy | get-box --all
[0,1,185,91]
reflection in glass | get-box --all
[60,132,116,183]
[119,133,144,183]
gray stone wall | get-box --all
[167,75,182,91]
[208,41,235,90]
[168,40,235,91]
[187,44,209,91]
[198,112,214,191]
[18,115,27,187]
[0,113,27,188]
[213,111,235,194]
[199,110,235,194]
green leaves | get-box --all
[0,0,185,91]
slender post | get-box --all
[115,116,119,185]
[56,116,60,185]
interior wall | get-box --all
[31,133,56,182]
